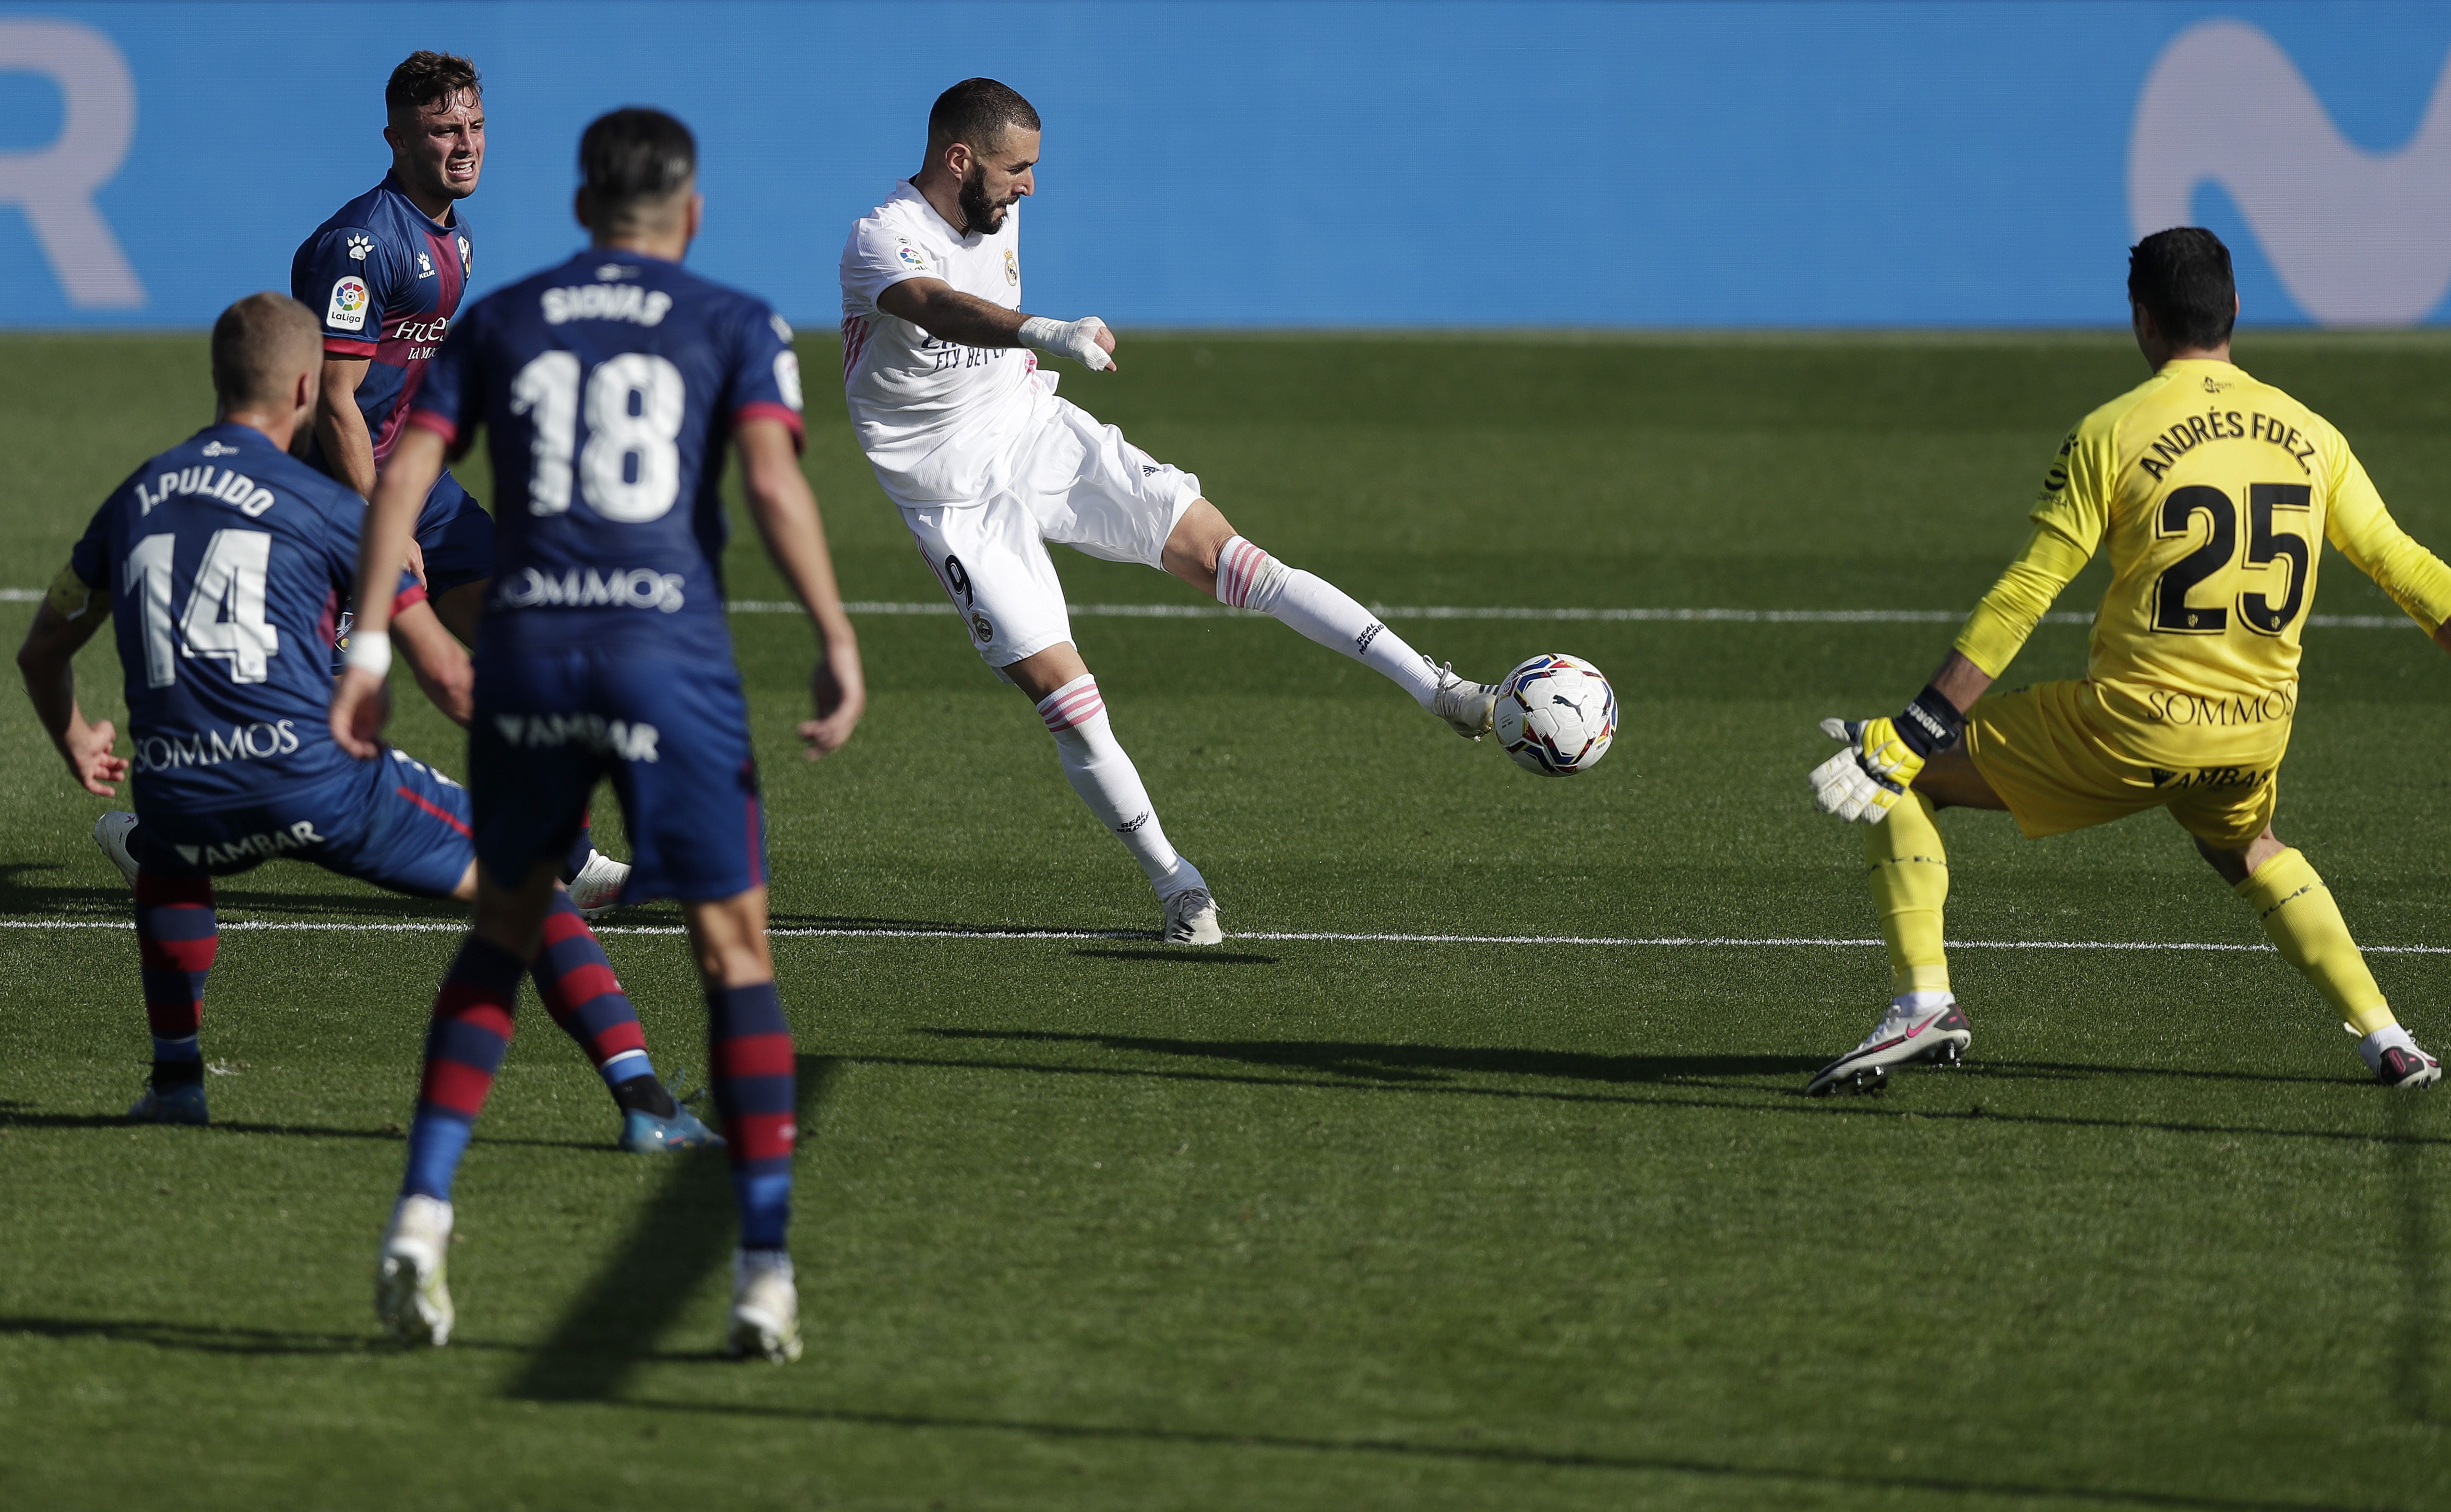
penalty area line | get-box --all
[2,918,2447,954]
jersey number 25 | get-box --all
[510,352,686,524]
[2151,482,2311,637]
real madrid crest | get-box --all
[1004,248,1018,287]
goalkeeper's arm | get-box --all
[1806,656,1991,823]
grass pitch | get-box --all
[2,330,2448,1510]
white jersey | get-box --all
[839,181,1052,507]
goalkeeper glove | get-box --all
[1018,314,1115,371]
[1807,686,1965,824]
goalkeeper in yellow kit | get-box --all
[1805,228,2445,1096]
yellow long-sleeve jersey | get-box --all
[1954,358,2451,767]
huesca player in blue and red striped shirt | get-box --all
[331,108,866,1362]
[292,50,629,911]
[11,293,713,1156]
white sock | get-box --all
[1037,676,1203,896]
[2358,1022,2417,1071]
[1213,536,1441,707]
[1893,990,1955,1015]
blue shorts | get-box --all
[469,645,764,904]
[415,469,493,598]
[130,747,473,898]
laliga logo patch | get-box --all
[328,276,369,331]
[897,242,926,270]
[1004,248,1017,286]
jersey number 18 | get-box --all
[509,352,687,524]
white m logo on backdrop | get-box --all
[2131,20,2451,327]
[0,19,141,308]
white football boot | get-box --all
[1805,993,1972,1097]
[2357,1025,2443,1089]
[1161,886,1223,946]
[93,811,141,886]
[376,1195,457,1347]
[1427,659,1498,740]
[565,850,631,919]
[727,1249,803,1363]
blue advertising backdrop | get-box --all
[0,1,2446,328]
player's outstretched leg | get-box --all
[1036,674,1220,945]
[377,933,523,1346]
[127,868,216,1124]
[1806,791,1972,1097]
[529,891,723,1151]
[2232,847,2442,1088]
[1206,532,1499,740]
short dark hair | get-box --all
[2128,228,2236,350]
[578,108,697,212]
[385,51,480,120]
[210,293,320,410]
[927,78,1039,154]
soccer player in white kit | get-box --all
[840,79,1502,945]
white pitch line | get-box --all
[2,588,2408,629]
[749,600,2408,630]
[4,916,2448,954]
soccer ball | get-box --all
[1493,654,1616,776]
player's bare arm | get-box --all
[736,418,865,756]
[392,597,472,725]
[331,425,447,756]
[15,572,126,796]
[314,356,379,497]
[875,279,1117,371]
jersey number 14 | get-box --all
[125,529,280,689]
[510,352,686,524]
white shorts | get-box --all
[899,396,1203,669]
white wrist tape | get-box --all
[342,628,392,678]
[1018,314,1114,371]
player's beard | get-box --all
[958,164,1009,236]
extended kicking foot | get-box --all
[566,850,631,919]
[376,1195,456,1347]
[618,1102,725,1153]
[1805,994,1971,1097]
[1426,659,1498,740]
[94,811,141,886]
[1161,886,1222,946]
[727,1249,803,1363]
[126,1079,207,1125]
[2360,1027,2442,1089]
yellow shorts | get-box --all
[1962,680,2278,849]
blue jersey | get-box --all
[69,423,421,815]
[291,172,472,469]
[408,248,804,659]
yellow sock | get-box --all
[2234,847,2395,1036]
[1866,791,1950,997]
